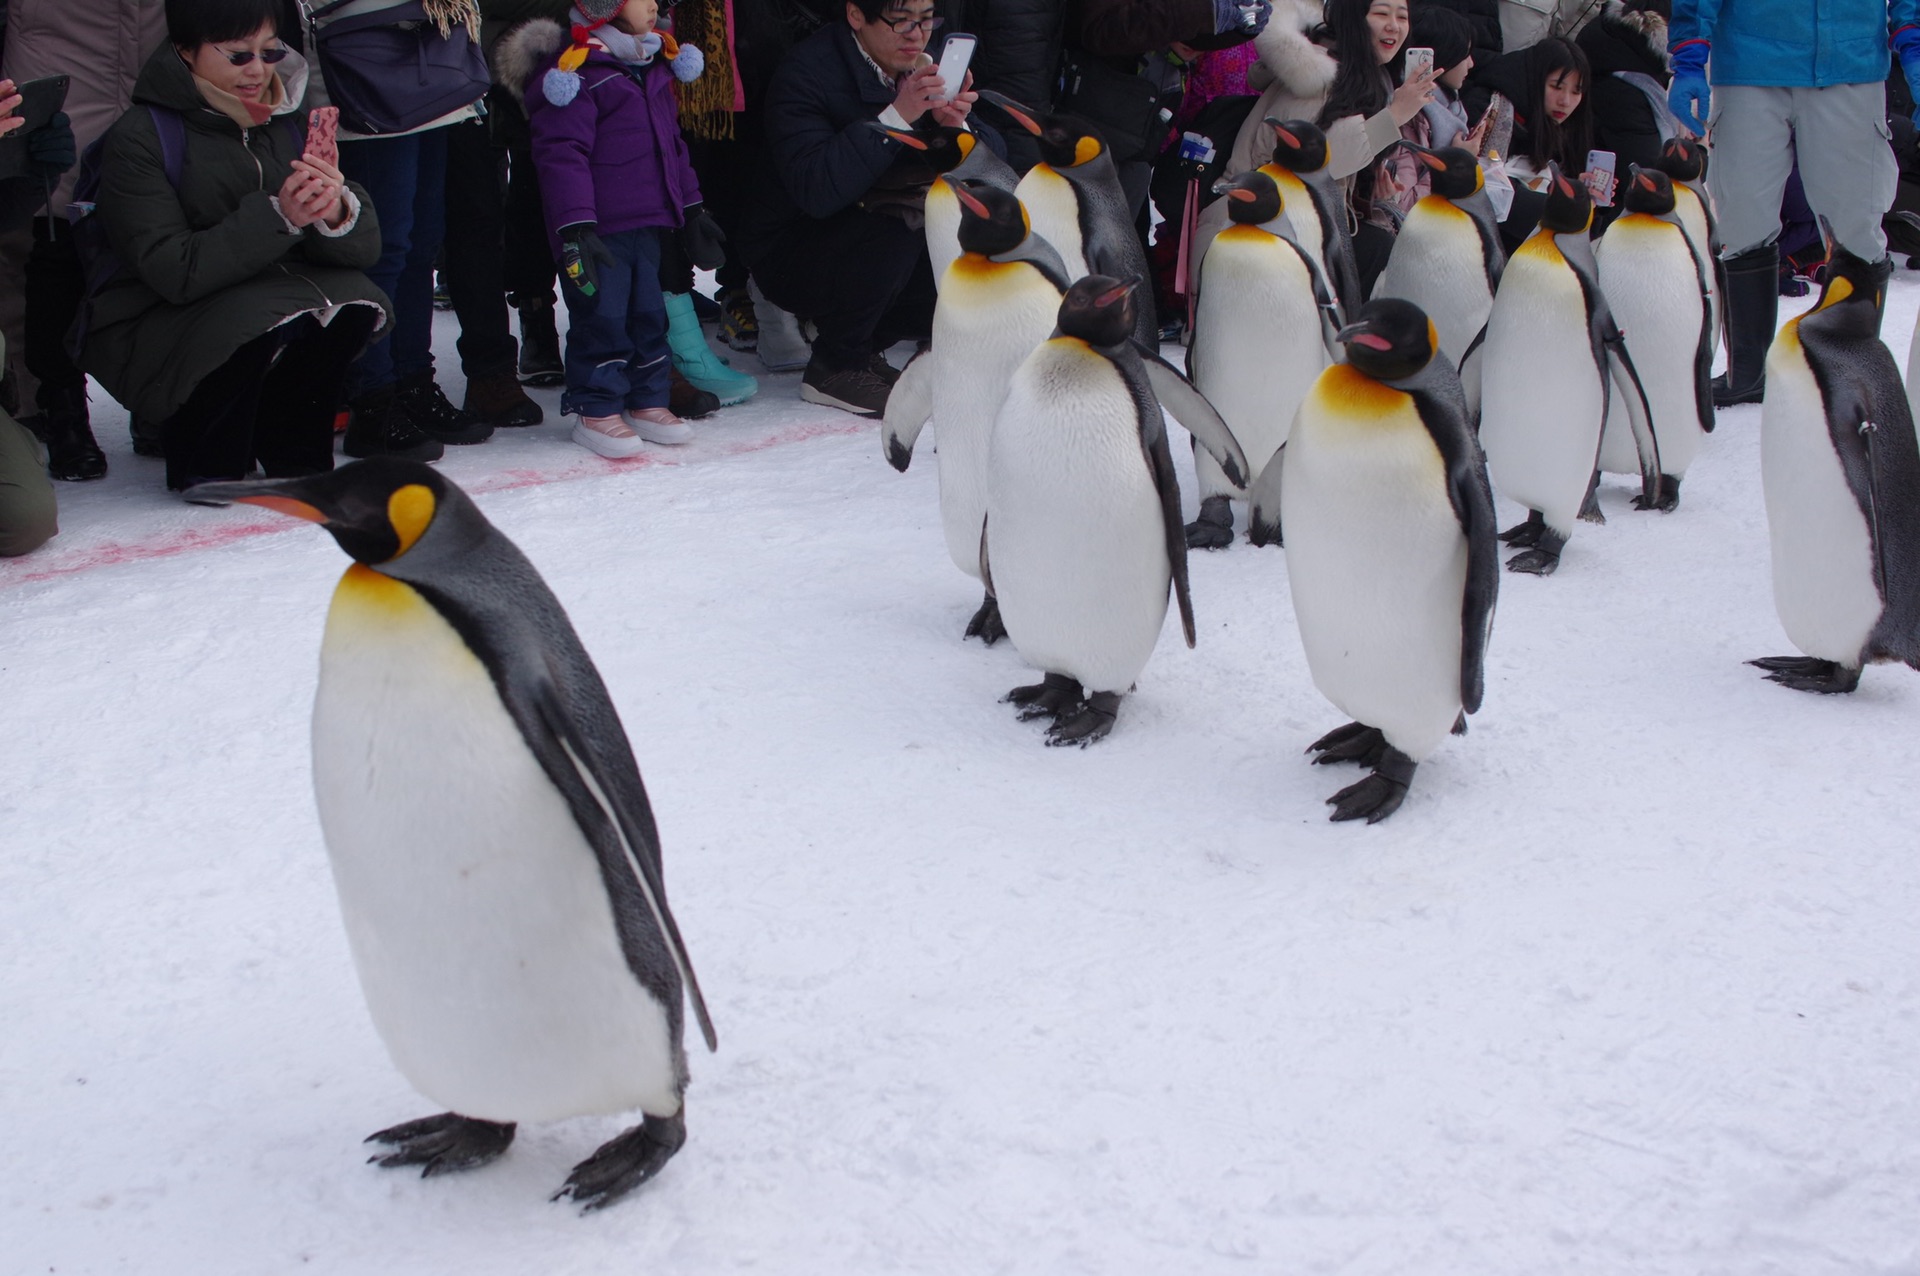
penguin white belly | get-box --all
[1283,366,1468,762]
[312,566,679,1124]
[988,341,1170,693]
[929,260,1064,578]
[1190,227,1327,500]
[926,181,962,290]
[1674,189,1719,354]
[1262,166,1324,267]
[1015,165,1088,280]
[1479,238,1605,534]
[1596,217,1707,478]
[1373,199,1492,370]
[1760,327,1883,665]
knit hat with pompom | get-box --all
[543,1,705,105]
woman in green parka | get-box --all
[81,0,401,491]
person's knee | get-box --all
[0,471,57,557]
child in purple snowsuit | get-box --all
[501,0,717,456]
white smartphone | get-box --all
[1585,148,1617,206]
[1404,46,1434,80]
[934,33,976,103]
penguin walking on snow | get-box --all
[186,460,717,1212]
[1653,137,1721,356]
[873,121,1018,289]
[1372,143,1504,374]
[1595,167,1714,511]
[885,178,1069,643]
[1247,299,1497,824]
[1478,165,1661,575]
[980,92,1157,346]
[986,276,1248,745]
[1185,169,1333,550]
[1752,238,1920,694]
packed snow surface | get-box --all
[5,285,1920,1274]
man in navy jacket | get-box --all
[742,0,1002,416]
[1669,0,1920,403]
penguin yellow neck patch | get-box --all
[1310,363,1411,420]
[333,561,425,614]
[1816,275,1855,312]
[387,484,436,559]
[1514,231,1565,266]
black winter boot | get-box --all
[1712,244,1778,407]
[397,371,494,445]
[344,385,445,462]
[515,298,565,386]
[37,384,106,481]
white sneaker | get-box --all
[572,413,647,458]
[623,407,694,445]
[749,277,812,372]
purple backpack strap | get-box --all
[146,105,186,190]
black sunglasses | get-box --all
[216,45,290,67]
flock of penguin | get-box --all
[163,96,1920,1214]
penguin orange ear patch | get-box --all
[1073,136,1101,167]
[387,484,437,558]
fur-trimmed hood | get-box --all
[492,18,567,105]
[1246,0,1336,100]
[1588,0,1671,73]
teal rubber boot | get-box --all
[665,292,758,405]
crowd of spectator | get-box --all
[1,0,1916,559]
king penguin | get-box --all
[1751,237,1920,693]
[1373,143,1504,375]
[1653,136,1722,356]
[185,460,717,1212]
[985,275,1247,745]
[1246,299,1497,824]
[884,177,1069,643]
[1184,169,1333,550]
[980,91,1158,345]
[1595,167,1714,510]
[1263,118,1364,320]
[873,121,1018,289]
[1478,165,1661,575]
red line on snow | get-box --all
[0,418,871,590]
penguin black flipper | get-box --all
[1130,340,1250,488]
[1304,179,1363,317]
[1106,341,1197,643]
[1600,326,1663,507]
[1246,444,1285,547]
[1687,246,1716,434]
[1459,188,1506,292]
[882,348,935,472]
[1800,324,1920,668]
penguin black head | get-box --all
[1265,118,1329,174]
[950,176,1029,256]
[1404,143,1482,200]
[1336,299,1439,383]
[980,90,1108,169]
[1806,223,1889,336]
[1213,170,1283,226]
[1654,136,1707,184]
[873,121,978,175]
[184,458,468,567]
[1620,165,1676,215]
[1539,163,1594,234]
[1057,274,1139,348]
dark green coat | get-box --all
[80,46,391,422]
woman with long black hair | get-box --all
[1473,35,1613,248]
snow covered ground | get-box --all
[6,281,1920,1275]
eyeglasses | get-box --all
[879,11,944,34]
[215,45,290,67]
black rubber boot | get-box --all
[515,298,565,387]
[37,385,106,481]
[344,385,445,462]
[1711,244,1778,407]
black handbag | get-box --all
[305,0,490,137]
[1054,50,1170,165]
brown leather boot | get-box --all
[463,370,543,428]
[669,367,720,419]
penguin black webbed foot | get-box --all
[1326,747,1416,824]
[365,1113,517,1177]
[1045,690,1121,747]
[1632,475,1681,512]
[1184,495,1235,550]
[1748,656,1862,694]
[1505,547,1561,575]
[1498,511,1546,547]
[553,1111,687,1213]
[1306,721,1387,767]
[965,594,1007,645]
[1004,672,1082,722]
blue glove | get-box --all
[1896,24,1920,125]
[1213,0,1271,37]
[1668,40,1710,135]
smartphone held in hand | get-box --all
[1404,46,1434,80]
[306,106,339,168]
[1585,148,1616,206]
[934,34,976,104]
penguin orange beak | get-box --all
[979,89,1043,136]
[1264,117,1299,150]
[1552,168,1577,199]
[1227,187,1259,203]
[1405,144,1447,172]
[879,126,928,150]
[184,477,331,523]
[1636,170,1658,193]
[1094,277,1141,307]
[1335,321,1392,352]
[946,177,993,219]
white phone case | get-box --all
[935,35,976,103]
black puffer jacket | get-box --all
[959,0,1066,170]
[1424,0,1502,69]
[1577,2,1670,179]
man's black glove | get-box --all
[27,112,75,179]
[681,201,727,272]
[558,222,615,298]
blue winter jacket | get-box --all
[1670,0,1920,86]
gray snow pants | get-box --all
[1708,82,1897,261]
